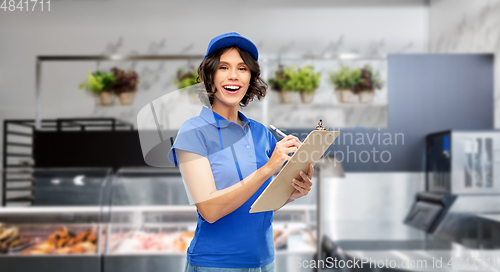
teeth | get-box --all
[224,86,240,90]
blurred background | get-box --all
[1,0,500,271]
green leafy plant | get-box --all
[287,65,321,94]
[268,65,291,92]
[173,67,199,92]
[269,65,321,94]
[109,67,139,94]
[79,71,114,94]
[353,64,384,93]
[329,65,362,91]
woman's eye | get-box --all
[219,66,247,71]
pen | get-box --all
[269,125,288,138]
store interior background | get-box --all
[0,0,499,242]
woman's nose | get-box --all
[228,69,238,80]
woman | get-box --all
[168,32,314,272]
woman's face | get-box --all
[212,48,251,108]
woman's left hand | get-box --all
[289,163,314,201]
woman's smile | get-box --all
[222,84,242,95]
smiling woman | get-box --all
[167,32,311,272]
[212,49,251,110]
[196,44,267,111]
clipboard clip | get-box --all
[316,119,328,131]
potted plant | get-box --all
[268,65,298,104]
[354,64,384,104]
[79,71,115,106]
[110,67,139,105]
[174,67,199,104]
[329,65,361,104]
[289,66,321,104]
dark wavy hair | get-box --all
[196,46,268,107]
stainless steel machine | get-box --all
[404,130,500,248]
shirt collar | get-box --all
[199,106,251,129]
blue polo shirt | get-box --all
[167,106,277,268]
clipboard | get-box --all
[250,121,340,213]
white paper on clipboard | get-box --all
[250,129,340,213]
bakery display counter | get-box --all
[0,218,99,255]
[0,166,320,272]
[103,167,319,272]
[103,205,317,272]
[0,206,104,272]
[101,167,200,272]
[104,205,197,255]
[0,167,111,272]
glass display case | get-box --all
[102,167,196,272]
[0,166,318,271]
[0,167,112,272]
[103,166,318,272]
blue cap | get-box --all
[204,32,259,61]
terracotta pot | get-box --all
[358,90,375,104]
[98,92,113,106]
[300,91,315,104]
[118,92,135,105]
[279,91,298,104]
[335,89,358,104]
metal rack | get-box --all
[2,118,133,206]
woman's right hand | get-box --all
[265,135,302,175]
